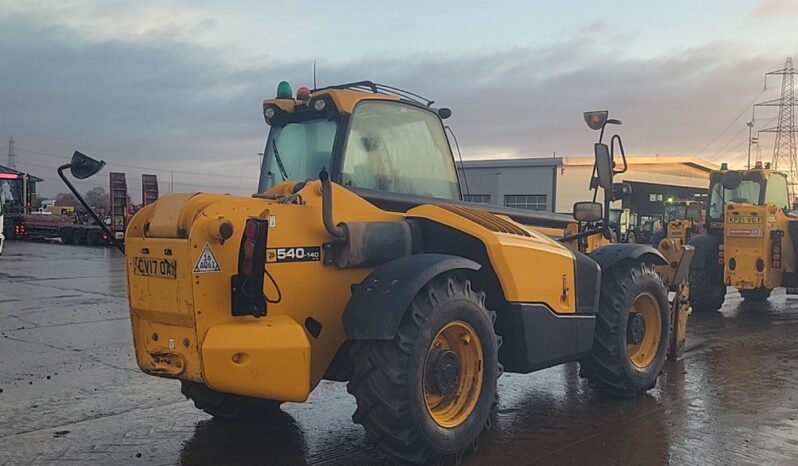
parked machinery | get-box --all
[63,82,689,464]
[688,161,792,311]
[608,207,639,243]
[651,199,703,247]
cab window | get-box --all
[340,101,460,200]
[686,203,702,222]
[764,174,790,210]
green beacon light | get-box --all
[276,81,293,99]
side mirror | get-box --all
[722,171,742,190]
[573,201,603,222]
[594,143,613,190]
[584,111,609,130]
[69,151,106,179]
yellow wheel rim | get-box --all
[626,292,662,369]
[423,321,484,428]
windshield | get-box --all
[258,118,338,192]
[340,101,460,200]
[1,178,22,211]
[708,180,763,219]
[664,205,686,223]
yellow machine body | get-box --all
[724,202,797,290]
[125,179,583,402]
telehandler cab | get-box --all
[63,82,686,464]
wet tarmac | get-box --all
[1,240,798,465]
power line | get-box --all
[697,88,766,156]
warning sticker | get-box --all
[194,243,221,273]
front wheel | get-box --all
[581,261,670,397]
[689,268,726,312]
[740,287,771,302]
[180,381,282,419]
[347,275,500,465]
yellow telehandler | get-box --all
[61,82,687,464]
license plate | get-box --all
[728,216,762,224]
[133,257,177,279]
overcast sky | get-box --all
[1,0,797,199]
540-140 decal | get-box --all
[266,246,322,263]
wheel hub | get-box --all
[430,350,460,394]
[627,312,646,345]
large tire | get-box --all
[60,227,74,244]
[580,261,670,398]
[689,268,726,312]
[72,228,86,245]
[740,287,771,302]
[626,231,637,244]
[347,275,500,465]
[180,381,282,419]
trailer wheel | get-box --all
[580,261,670,398]
[740,287,771,302]
[86,229,102,246]
[181,381,282,419]
[72,228,86,245]
[5,219,16,240]
[60,228,74,244]
[347,275,500,465]
[689,268,726,312]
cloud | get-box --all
[754,0,798,15]
[0,5,793,200]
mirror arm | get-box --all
[610,134,628,174]
[57,163,125,254]
[557,225,605,243]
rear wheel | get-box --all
[740,287,771,302]
[347,275,500,465]
[581,261,670,397]
[180,381,282,419]
[60,228,73,244]
[626,231,637,244]
[72,228,86,245]
[689,268,726,312]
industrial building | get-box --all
[457,155,719,216]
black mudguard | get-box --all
[342,254,480,340]
[589,243,667,271]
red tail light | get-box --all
[231,217,269,317]
[718,244,725,265]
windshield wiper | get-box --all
[272,138,288,181]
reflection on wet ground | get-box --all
[1,241,797,465]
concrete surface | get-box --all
[1,240,797,465]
